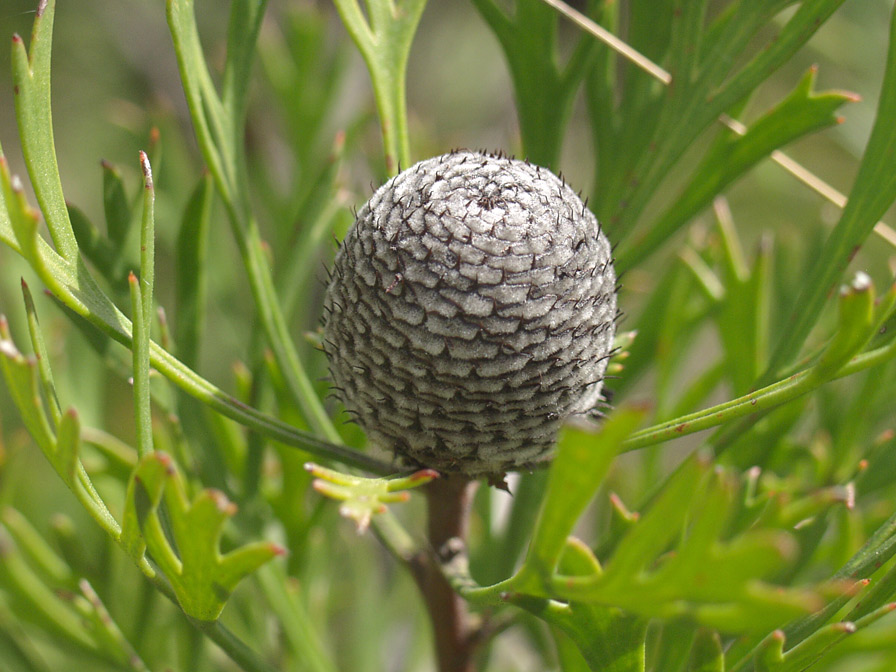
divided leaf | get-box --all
[122,451,284,621]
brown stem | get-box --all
[410,475,480,672]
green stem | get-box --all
[167,0,341,443]
[255,566,338,672]
[131,152,156,459]
[191,619,278,672]
[332,0,426,175]
[622,336,896,453]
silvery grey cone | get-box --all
[322,150,617,476]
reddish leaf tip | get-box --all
[11,34,23,44]
[332,130,346,158]
[139,150,153,188]
[153,450,174,470]
[209,489,238,515]
[128,271,138,284]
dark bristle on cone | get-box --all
[322,150,617,477]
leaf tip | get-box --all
[0,337,18,359]
[37,0,48,18]
[409,468,440,483]
[851,270,873,292]
[139,150,153,189]
[837,621,857,634]
[209,489,238,516]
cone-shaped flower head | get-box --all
[323,150,617,476]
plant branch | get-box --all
[622,321,896,453]
[541,0,896,249]
[409,476,481,672]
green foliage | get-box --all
[1,1,896,671]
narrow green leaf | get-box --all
[782,507,896,647]
[166,0,230,200]
[666,0,708,86]
[67,203,119,282]
[129,273,153,458]
[0,528,96,652]
[688,628,724,672]
[754,630,786,672]
[776,621,856,672]
[21,278,61,425]
[0,155,43,272]
[607,0,844,241]
[619,68,855,271]
[845,558,896,622]
[0,623,52,672]
[651,619,697,672]
[520,405,647,583]
[10,0,78,260]
[101,160,132,248]
[254,564,339,672]
[516,537,648,672]
[766,3,896,377]
[810,272,876,381]
[54,407,80,483]
[332,0,426,173]
[175,172,213,368]
[491,470,549,584]
[552,629,594,672]
[0,508,73,587]
[121,451,172,563]
[0,319,56,456]
[472,0,597,167]
[216,542,285,596]
[649,469,736,588]
[76,580,151,671]
[598,454,706,588]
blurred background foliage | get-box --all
[1,1,896,671]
